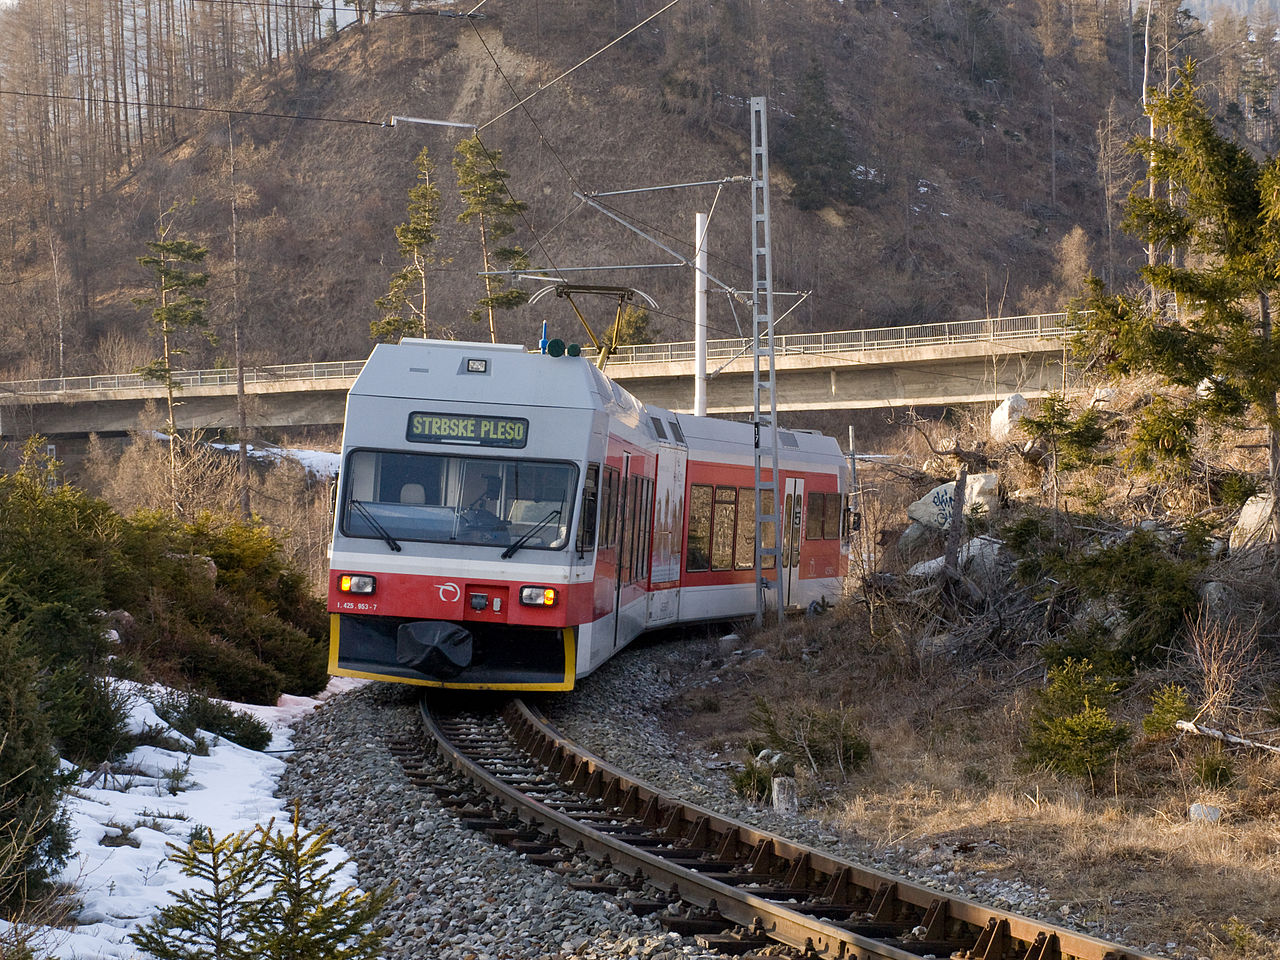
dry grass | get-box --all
[672,611,1280,959]
[666,398,1280,960]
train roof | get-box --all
[670,411,844,462]
[354,339,843,463]
[352,339,637,415]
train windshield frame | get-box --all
[339,448,578,551]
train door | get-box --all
[647,443,685,625]
[781,477,804,607]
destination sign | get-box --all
[406,412,528,448]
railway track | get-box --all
[395,696,1162,960]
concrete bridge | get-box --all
[0,313,1073,440]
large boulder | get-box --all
[1198,581,1238,624]
[906,535,1004,579]
[906,473,999,530]
[896,520,938,556]
[1230,495,1276,553]
[990,394,1028,440]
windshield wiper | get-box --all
[349,499,402,552]
[501,509,561,559]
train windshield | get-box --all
[340,449,577,551]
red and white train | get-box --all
[327,338,850,691]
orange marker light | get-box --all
[519,585,557,606]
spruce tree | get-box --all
[133,200,214,513]
[453,136,530,342]
[129,828,265,960]
[130,818,389,960]
[372,146,442,343]
[1076,64,1280,535]
[252,817,389,960]
[1020,393,1107,515]
[0,614,71,910]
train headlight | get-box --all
[339,574,377,594]
[520,586,558,607]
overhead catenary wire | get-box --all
[188,0,487,17]
[0,4,893,344]
[476,0,685,132]
[0,88,385,128]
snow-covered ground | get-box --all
[205,441,341,478]
[2,678,361,960]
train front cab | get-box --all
[328,412,604,692]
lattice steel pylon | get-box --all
[750,97,782,626]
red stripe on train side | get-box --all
[328,570,595,626]
[679,459,843,588]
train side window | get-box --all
[637,477,653,579]
[576,463,600,554]
[824,492,842,539]
[623,476,635,580]
[629,478,647,582]
[760,489,777,569]
[805,491,824,540]
[602,467,619,548]
[711,485,736,571]
[686,484,712,572]
[619,477,634,583]
[734,488,756,570]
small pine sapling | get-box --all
[129,815,389,960]
[129,828,265,960]
[252,816,390,960]
[1025,658,1130,778]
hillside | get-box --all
[0,0,1157,379]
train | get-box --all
[326,338,851,692]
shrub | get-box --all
[153,690,272,751]
[1216,471,1259,509]
[0,447,128,764]
[1143,683,1191,738]
[109,510,327,701]
[730,753,781,802]
[1195,749,1234,788]
[202,598,327,698]
[0,616,72,909]
[130,818,390,960]
[1069,530,1204,665]
[1007,518,1204,670]
[54,675,135,765]
[180,634,285,706]
[1025,659,1130,777]
[186,514,328,642]
[748,698,869,779]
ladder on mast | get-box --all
[750,97,782,626]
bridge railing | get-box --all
[0,314,1069,400]
[593,312,1069,365]
[0,360,368,399]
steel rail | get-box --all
[420,697,1156,960]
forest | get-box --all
[2,1,1280,380]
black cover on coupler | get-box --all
[396,621,473,678]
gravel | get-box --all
[279,634,1183,959]
[278,673,724,959]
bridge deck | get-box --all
[0,313,1073,438]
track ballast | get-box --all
[402,696,1164,960]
